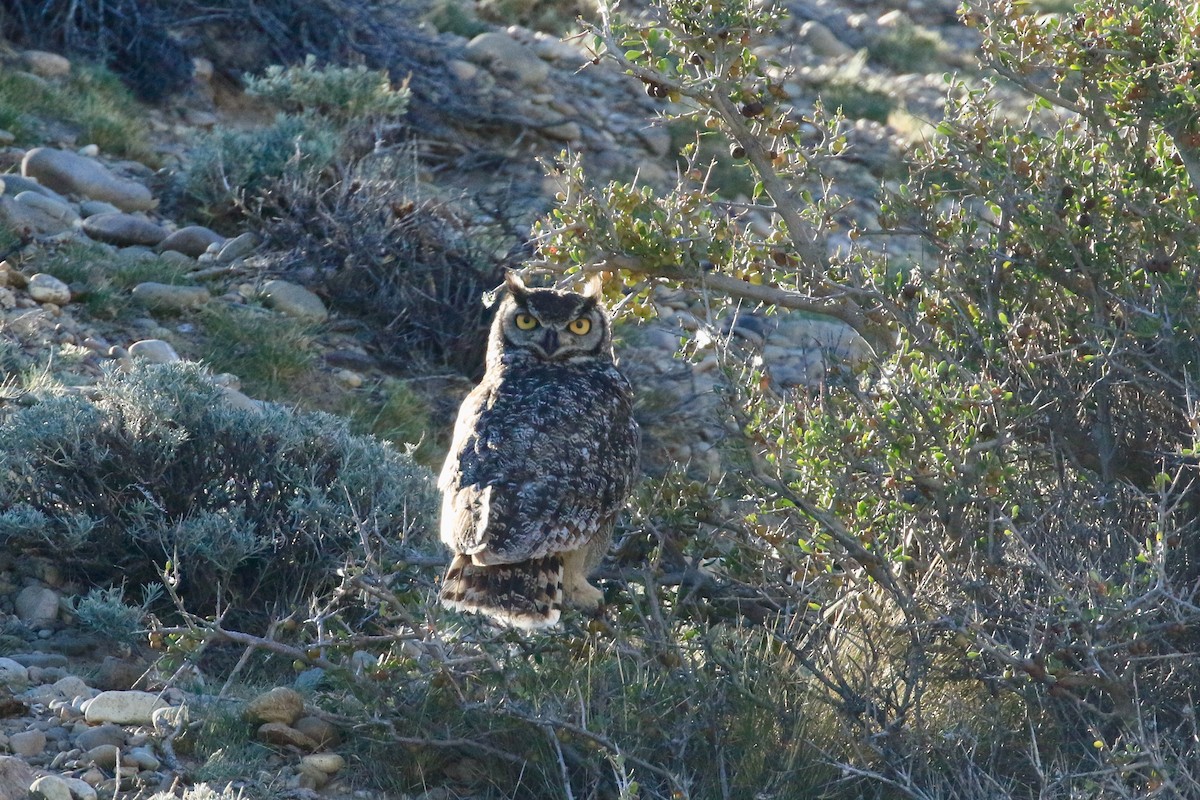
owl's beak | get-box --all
[540,329,559,354]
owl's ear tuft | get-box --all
[505,271,529,300]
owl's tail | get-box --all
[440,553,563,629]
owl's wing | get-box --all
[440,370,639,564]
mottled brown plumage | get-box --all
[439,273,640,628]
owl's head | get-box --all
[490,272,613,366]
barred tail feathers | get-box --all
[440,553,564,629]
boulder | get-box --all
[22,148,154,212]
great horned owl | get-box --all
[439,272,640,628]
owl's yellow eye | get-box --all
[568,317,591,335]
[514,313,538,330]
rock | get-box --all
[0,659,28,690]
[82,690,167,725]
[0,130,12,146]
[6,653,67,669]
[798,20,855,59]
[261,280,328,323]
[126,339,180,363]
[82,745,119,770]
[75,723,126,752]
[21,50,71,79]
[30,775,74,800]
[81,213,168,247]
[332,369,363,389]
[93,656,145,691]
[214,232,260,263]
[11,191,80,234]
[59,776,97,800]
[22,148,154,212]
[293,716,340,749]
[126,745,160,771]
[301,752,345,774]
[78,200,122,218]
[157,226,224,258]
[131,282,211,311]
[244,687,305,725]
[0,756,35,800]
[0,175,65,201]
[9,729,45,757]
[14,585,60,624]
[465,31,550,88]
[541,120,583,142]
[257,723,318,751]
[24,675,94,706]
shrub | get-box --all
[34,240,191,320]
[0,0,192,102]
[261,150,506,377]
[0,362,437,620]
[244,55,409,127]
[184,114,339,226]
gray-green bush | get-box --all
[0,362,437,618]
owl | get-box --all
[438,272,640,629]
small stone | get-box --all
[465,31,550,88]
[798,20,854,59]
[29,774,74,800]
[257,722,319,751]
[81,213,169,247]
[157,225,225,258]
[301,752,345,774]
[79,768,104,788]
[93,656,144,691]
[215,232,260,263]
[261,279,328,323]
[6,653,68,669]
[127,339,180,363]
[0,658,29,690]
[541,120,583,142]
[9,191,80,234]
[131,282,211,311]
[21,50,71,78]
[82,690,167,725]
[296,762,330,789]
[9,729,46,757]
[448,59,478,81]
[22,148,154,212]
[333,369,363,389]
[15,585,60,624]
[292,716,340,749]
[75,723,127,752]
[244,687,305,725]
[0,130,13,146]
[83,744,119,770]
[59,777,97,800]
[78,200,122,217]
[126,745,160,771]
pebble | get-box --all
[261,279,328,323]
[75,723,126,752]
[157,225,225,258]
[83,744,119,770]
[214,231,260,263]
[293,715,340,749]
[126,339,180,363]
[0,658,29,690]
[131,282,211,311]
[21,148,154,212]
[257,722,319,751]
[11,191,80,233]
[465,31,550,88]
[29,774,73,800]
[301,752,346,774]
[14,585,61,624]
[9,729,45,757]
[21,50,71,79]
[245,687,305,725]
[82,690,167,725]
[7,653,68,669]
[81,212,169,247]
[0,756,35,799]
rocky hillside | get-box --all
[0,1,1053,798]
